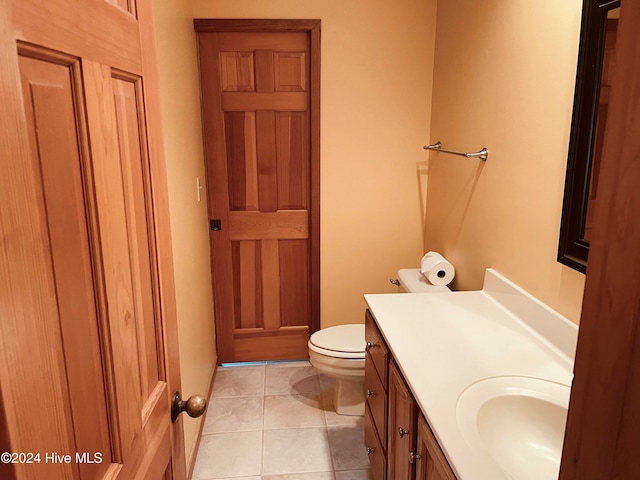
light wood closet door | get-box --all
[196,21,321,363]
[0,1,184,479]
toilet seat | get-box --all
[308,324,365,359]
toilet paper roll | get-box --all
[419,251,455,286]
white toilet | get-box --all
[309,324,365,415]
[308,268,451,416]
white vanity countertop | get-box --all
[364,268,578,480]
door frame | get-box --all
[194,18,321,361]
[139,2,187,477]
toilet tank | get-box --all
[397,268,451,293]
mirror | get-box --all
[558,0,620,273]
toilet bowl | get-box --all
[309,324,365,416]
[309,269,452,416]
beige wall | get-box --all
[192,0,438,328]
[426,1,586,322]
[152,0,217,467]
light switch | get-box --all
[197,177,204,202]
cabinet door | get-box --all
[388,361,418,480]
[415,414,457,480]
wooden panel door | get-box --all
[0,1,185,479]
[195,20,321,363]
[388,362,418,480]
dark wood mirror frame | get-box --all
[558,0,620,274]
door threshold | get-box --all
[220,359,309,368]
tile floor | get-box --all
[192,361,372,480]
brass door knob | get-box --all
[171,391,207,422]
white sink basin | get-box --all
[456,376,570,480]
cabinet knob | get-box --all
[366,389,374,397]
[366,447,374,456]
[366,341,374,350]
[398,427,409,438]
[409,451,421,463]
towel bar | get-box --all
[423,141,488,161]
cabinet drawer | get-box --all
[365,404,387,480]
[365,309,389,388]
[365,353,387,445]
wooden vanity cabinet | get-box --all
[364,309,458,480]
[364,310,389,480]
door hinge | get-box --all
[210,219,221,231]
